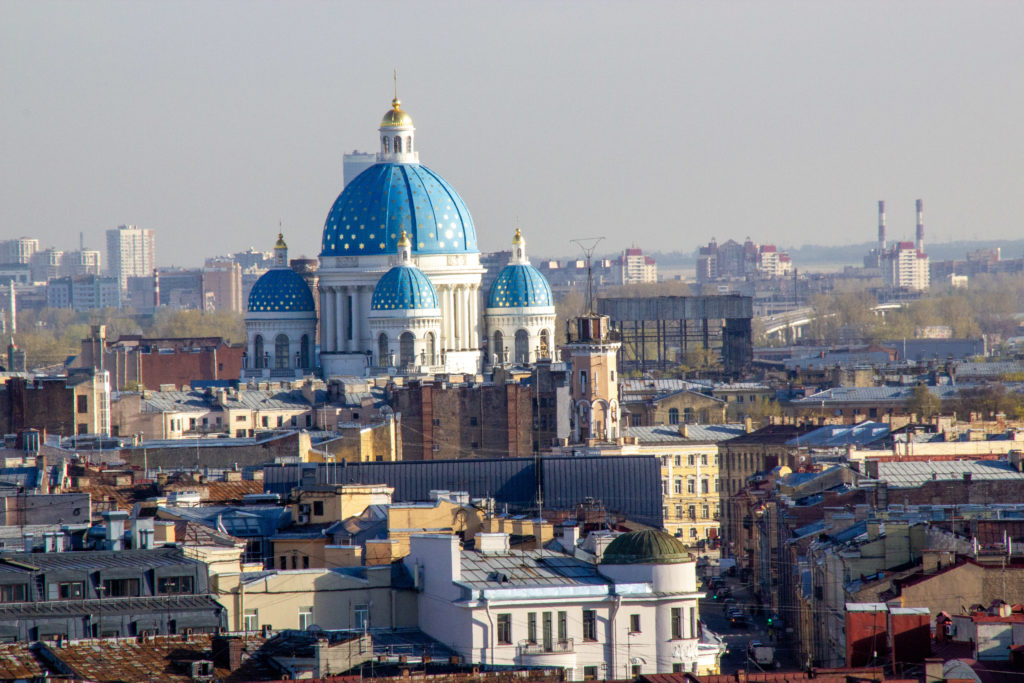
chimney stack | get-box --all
[916,198,924,252]
[878,200,886,250]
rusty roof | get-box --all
[49,633,268,683]
[0,642,47,679]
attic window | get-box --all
[487,572,510,583]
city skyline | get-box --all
[2,1,1022,267]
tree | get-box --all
[905,383,941,421]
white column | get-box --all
[461,287,471,351]
[469,286,479,349]
[443,286,454,350]
[351,287,362,353]
[454,286,463,350]
[337,287,347,352]
[319,289,330,351]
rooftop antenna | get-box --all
[393,68,398,99]
[571,237,605,314]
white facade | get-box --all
[403,533,722,679]
[621,248,657,285]
[106,224,156,294]
[0,238,40,265]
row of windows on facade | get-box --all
[381,135,413,154]
[663,453,717,468]
[494,606,697,646]
[249,334,314,370]
[664,522,718,541]
[378,331,435,368]
[0,576,194,603]
[164,413,312,434]
[663,478,718,495]
[663,504,720,523]
[241,604,369,632]
[666,407,699,425]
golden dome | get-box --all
[397,229,411,247]
[274,232,287,249]
[512,228,523,245]
[381,98,413,128]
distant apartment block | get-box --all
[621,247,657,284]
[0,237,40,265]
[202,258,243,312]
[697,237,791,283]
[106,224,155,293]
[46,275,121,312]
[343,150,378,187]
[864,200,930,291]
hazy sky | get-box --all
[2,1,1023,267]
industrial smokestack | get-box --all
[915,199,924,252]
[152,268,160,309]
[878,200,886,250]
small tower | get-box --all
[563,313,621,443]
[273,232,288,268]
[377,74,418,164]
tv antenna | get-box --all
[571,237,605,314]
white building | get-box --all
[403,529,723,679]
[243,234,317,379]
[756,245,792,278]
[106,224,156,294]
[886,241,930,291]
[621,248,657,285]
[484,229,556,366]
[0,238,40,265]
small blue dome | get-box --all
[247,268,316,313]
[488,264,554,308]
[321,163,478,257]
[371,265,439,311]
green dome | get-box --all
[601,529,692,565]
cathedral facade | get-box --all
[244,94,555,379]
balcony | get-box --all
[516,639,577,668]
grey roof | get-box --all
[619,379,711,399]
[0,547,196,573]
[793,385,961,405]
[0,594,222,619]
[785,421,891,447]
[713,382,771,392]
[139,388,315,414]
[0,467,42,490]
[624,424,746,444]
[953,361,1024,378]
[876,459,1024,487]
[458,550,608,589]
[159,504,291,538]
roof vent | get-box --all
[477,532,510,556]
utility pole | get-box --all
[571,237,605,314]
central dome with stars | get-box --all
[320,163,478,257]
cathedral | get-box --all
[244,93,555,378]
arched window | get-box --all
[378,333,389,366]
[426,332,436,365]
[253,335,264,369]
[515,329,529,364]
[394,136,402,153]
[683,407,695,423]
[400,331,415,367]
[539,329,550,359]
[274,334,290,369]
[668,408,680,425]
[382,136,389,154]
[493,330,504,364]
[299,334,310,369]
[406,136,412,152]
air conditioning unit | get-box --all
[298,514,309,524]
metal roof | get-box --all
[876,459,1024,488]
[785,421,891,447]
[793,385,961,405]
[0,547,198,574]
[624,424,746,444]
[459,550,607,589]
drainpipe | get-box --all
[482,595,495,667]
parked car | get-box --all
[727,608,748,627]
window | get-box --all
[629,614,641,633]
[279,556,286,570]
[58,582,84,599]
[157,576,194,594]
[102,578,140,597]
[690,527,698,538]
[394,135,402,153]
[274,334,290,369]
[313,501,324,516]
[701,478,709,494]
[675,504,683,519]
[243,609,258,631]
[400,331,415,367]
[661,479,668,495]
[261,416,269,428]
[354,603,369,630]
[497,613,512,644]
[582,609,597,641]
[674,479,682,494]
[684,407,695,422]
[714,478,719,492]
[687,479,695,494]
[515,329,529,364]
[378,333,389,366]
[0,584,27,602]
[470,417,478,426]
[77,423,87,435]
[671,607,682,639]
[527,612,537,643]
[674,455,681,466]
[299,606,313,630]
[302,555,309,569]
[382,136,389,153]
[583,666,599,680]
[688,454,695,466]
[688,505,696,519]
[701,454,708,465]
[702,504,709,519]
[77,395,88,413]
[579,370,588,395]
[663,506,668,520]
[668,408,679,425]
[542,611,553,651]
[673,663,685,673]
[235,415,245,422]
[277,416,283,427]
[633,664,643,676]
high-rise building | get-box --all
[343,150,377,187]
[106,225,155,294]
[30,248,63,282]
[0,238,40,265]
[46,275,121,312]
[202,258,243,312]
[621,248,658,284]
[865,200,930,291]
[62,249,102,277]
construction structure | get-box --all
[597,295,753,377]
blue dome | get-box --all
[487,264,554,308]
[247,268,316,313]
[371,265,439,311]
[321,163,478,257]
